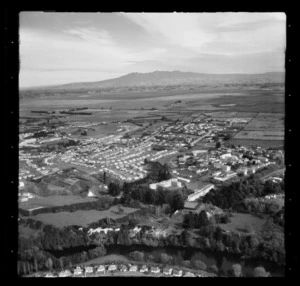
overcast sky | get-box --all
[19,12,286,88]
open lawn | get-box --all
[78,254,131,266]
[219,212,266,235]
[28,205,139,228]
[233,130,284,141]
[229,139,284,148]
[19,195,98,211]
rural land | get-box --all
[18,71,285,278]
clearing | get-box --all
[219,212,266,235]
[28,205,139,228]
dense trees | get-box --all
[108,182,121,196]
[253,266,270,277]
[183,210,223,229]
[129,251,144,262]
[193,260,207,270]
[230,264,242,277]
[125,183,184,213]
[202,177,284,212]
[160,253,173,264]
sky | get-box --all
[19,12,286,88]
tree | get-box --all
[171,192,184,212]
[198,210,210,227]
[46,257,53,271]
[253,266,270,277]
[231,264,242,277]
[129,251,144,262]
[144,188,156,204]
[215,141,221,149]
[193,260,207,270]
[160,253,173,264]
[210,265,219,274]
[182,260,191,268]
[108,182,121,196]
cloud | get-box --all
[122,13,215,50]
[19,12,286,87]
[122,12,286,55]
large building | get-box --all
[149,178,183,190]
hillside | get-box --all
[20,71,285,92]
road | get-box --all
[260,168,285,182]
[191,130,212,146]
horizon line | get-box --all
[19,70,285,90]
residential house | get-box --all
[58,270,72,277]
[45,272,55,278]
[163,267,173,275]
[85,266,94,276]
[150,266,161,274]
[139,265,148,273]
[96,265,106,274]
[184,272,196,277]
[73,266,83,276]
[129,265,138,272]
[172,269,183,277]
[107,264,117,273]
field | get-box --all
[28,205,139,228]
[228,139,284,148]
[219,213,266,234]
[233,130,284,141]
[232,112,284,142]
[19,195,98,211]
[244,113,284,131]
[78,254,131,266]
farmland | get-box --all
[19,195,98,211]
[28,205,140,228]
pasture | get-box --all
[19,195,98,211]
[233,130,284,141]
[28,205,139,228]
[219,213,266,235]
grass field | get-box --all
[233,130,284,141]
[219,213,265,234]
[19,195,98,211]
[28,205,139,228]
[78,254,131,266]
[229,139,284,148]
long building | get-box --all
[187,184,215,202]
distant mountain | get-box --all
[21,71,285,91]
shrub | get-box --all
[253,266,270,277]
[182,260,191,268]
[193,260,207,271]
[129,251,144,262]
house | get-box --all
[129,265,138,272]
[58,269,72,277]
[85,266,94,275]
[184,272,196,277]
[107,264,117,273]
[187,184,214,202]
[163,267,173,275]
[96,265,106,274]
[150,266,161,274]
[45,272,55,278]
[184,201,200,210]
[220,153,232,160]
[139,265,148,273]
[73,266,83,276]
[237,167,248,176]
[172,269,183,277]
